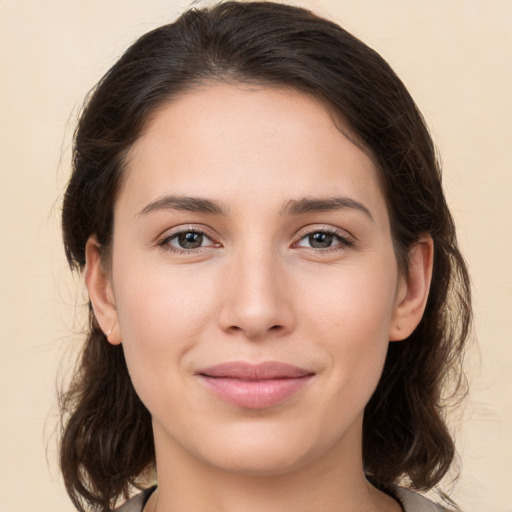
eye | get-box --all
[160,229,218,252]
[302,232,335,249]
[295,229,354,251]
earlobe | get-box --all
[84,236,121,345]
[389,235,434,342]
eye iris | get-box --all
[178,232,203,249]
[309,232,333,248]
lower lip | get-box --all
[199,375,313,409]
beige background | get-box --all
[1,0,511,511]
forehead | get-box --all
[121,84,389,229]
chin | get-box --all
[189,420,335,478]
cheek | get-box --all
[113,245,217,336]
[110,255,217,404]
[297,259,398,391]
[114,273,202,348]
[300,257,398,339]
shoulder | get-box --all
[114,487,156,512]
[393,487,451,512]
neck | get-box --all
[150,418,401,512]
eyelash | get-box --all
[293,227,355,254]
[157,226,219,255]
[157,226,355,255]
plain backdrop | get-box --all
[1,1,511,511]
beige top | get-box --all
[115,486,448,512]
[394,487,448,511]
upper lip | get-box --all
[197,361,314,380]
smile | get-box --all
[197,361,315,409]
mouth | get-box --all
[196,361,315,409]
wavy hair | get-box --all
[60,2,471,510]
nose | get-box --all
[218,244,296,341]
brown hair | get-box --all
[60,2,471,510]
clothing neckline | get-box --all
[118,483,448,512]
[125,484,406,511]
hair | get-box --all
[60,2,471,511]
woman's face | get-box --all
[88,84,428,476]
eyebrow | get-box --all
[138,195,228,217]
[138,194,373,221]
[281,196,374,222]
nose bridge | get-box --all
[219,236,294,339]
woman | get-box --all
[59,2,471,511]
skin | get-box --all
[86,84,433,512]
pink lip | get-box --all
[197,361,315,409]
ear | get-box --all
[389,235,434,342]
[84,236,121,345]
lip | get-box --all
[196,361,315,409]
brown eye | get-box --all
[308,232,333,248]
[295,229,354,252]
[177,232,204,249]
[162,229,217,252]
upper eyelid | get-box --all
[158,225,219,243]
[294,224,356,241]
